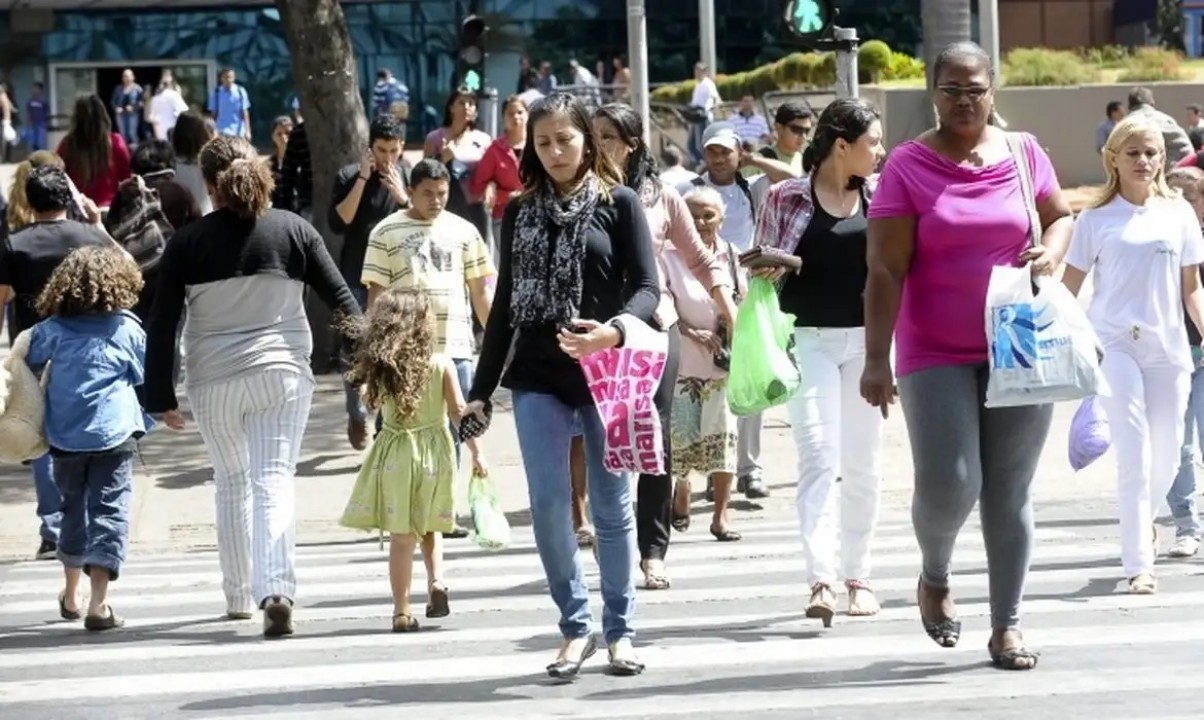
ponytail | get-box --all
[199,135,274,219]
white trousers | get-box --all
[786,327,884,587]
[1098,342,1189,577]
[189,369,314,612]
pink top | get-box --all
[57,132,132,208]
[646,183,730,328]
[868,133,1058,376]
[662,239,746,379]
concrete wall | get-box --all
[862,83,1204,188]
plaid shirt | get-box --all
[756,174,878,254]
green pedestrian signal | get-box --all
[784,0,833,40]
[463,70,481,92]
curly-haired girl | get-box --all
[26,245,153,631]
[339,287,486,632]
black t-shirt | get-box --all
[778,188,869,328]
[0,219,107,334]
[327,162,410,287]
[470,186,661,408]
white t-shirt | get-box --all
[150,88,189,140]
[677,173,764,252]
[1066,194,1204,370]
[690,77,720,112]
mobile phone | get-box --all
[65,175,89,217]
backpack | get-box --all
[109,175,173,272]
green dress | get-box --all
[340,355,456,536]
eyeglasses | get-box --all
[938,85,990,102]
[785,124,813,136]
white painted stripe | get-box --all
[1,621,1201,705]
[215,665,1204,720]
[3,559,1194,634]
[0,523,1077,578]
[4,587,1204,670]
[0,541,1131,614]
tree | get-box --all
[1158,0,1186,52]
[919,0,971,83]
[275,0,368,373]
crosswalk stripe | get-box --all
[0,620,1202,705]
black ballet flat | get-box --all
[547,635,598,679]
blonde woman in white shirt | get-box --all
[1063,114,1204,594]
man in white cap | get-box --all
[676,120,770,501]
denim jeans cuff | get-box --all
[84,552,124,581]
[56,548,86,569]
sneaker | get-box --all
[348,418,368,451]
[261,596,295,638]
[35,539,57,561]
[1168,535,1201,558]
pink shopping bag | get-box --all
[578,315,669,475]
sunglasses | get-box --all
[785,124,813,136]
[938,85,990,102]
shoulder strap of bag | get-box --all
[1006,132,1042,250]
[723,240,741,299]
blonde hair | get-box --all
[7,152,65,231]
[1092,115,1177,209]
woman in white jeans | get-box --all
[144,135,361,637]
[752,98,886,626]
[1063,115,1204,595]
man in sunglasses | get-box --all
[741,102,814,183]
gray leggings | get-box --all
[898,364,1053,630]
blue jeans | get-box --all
[342,284,370,423]
[54,447,135,580]
[117,112,140,148]
[33,454,61,543]
[1168,367,1204,538]
[23,125,47,151]
[512,390,636,643]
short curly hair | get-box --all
[36,246,143,318]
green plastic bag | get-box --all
[468,470,511,551]
[727,276,801,416]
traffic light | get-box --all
[457,14,487,92]
[783,0,834,40]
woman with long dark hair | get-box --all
[144,135,360,639]
[58,94,131,209]
[465,93,659,677]
[754,98,887,626]
[172,111,216,215]
[593,102,738,589]
[424,87,493,242]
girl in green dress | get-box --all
[340,288,487,632]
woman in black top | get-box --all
[466,93,659,677]
[753,98,887,627]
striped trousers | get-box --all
[189,369,314,613]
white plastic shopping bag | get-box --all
[578,315,669,475]
[984,267,1104,408]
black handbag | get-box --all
[712,246,742,371]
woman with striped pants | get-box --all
[144,136,360,638]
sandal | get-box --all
[58,591,82,621]
[988,635,1040,670]
[671,480,691,532]
[916,577,961,647]
[392,613,420,632]
[709,524,742,542]
[805,582,837,628]
[83,605,125,632]
[607,638,645,676]
[846,580,880,617]
[1128,573,1157,595]
[426,582,450,618]
[640,559,671,590]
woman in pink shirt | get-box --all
[470,94,528,263]
[593,103,738,590]
[57,94,131,209]
[860,42,1073,671]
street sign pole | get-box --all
[979,0,1000,76]
[699,0,718,73]
[832,26,859,99]
[784,1,858,100]
[627,0,651,144]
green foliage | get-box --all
[1002,48,1101,87]
[881,51,926,81]
[1076,45,1131,68]
[1158,0,1186,53]
[859,40,893,82]
[650,51,840,103]
[1117,47,1188,82]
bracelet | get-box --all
[357,175,370,182]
